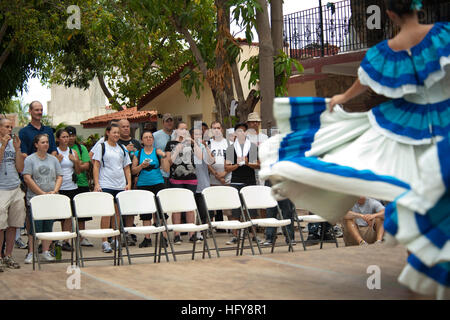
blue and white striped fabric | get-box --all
[260,22,450,299]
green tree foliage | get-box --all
[43,0,190,109]
[0,0,74,112]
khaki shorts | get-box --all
[343,221,377,246]
[0,186,26,230]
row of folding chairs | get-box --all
[29,185,295,270]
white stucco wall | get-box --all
[47,78,109,126]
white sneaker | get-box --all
[80,238,94,247]
[24,252,33,264]
[41,251,56,262]
[102,241,113,253]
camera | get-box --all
[142,164,156,171]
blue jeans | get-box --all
[264,198,295,241]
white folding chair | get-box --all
[296,213,339,249]
[73,192,121,267]
[202,186,259,256]
[116,190,167,264]
[156,188,211,261]
[29,194,78,270]
[240,186,294,253]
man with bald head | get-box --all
[0,118,26,270]
[18,101,57,157]
[117,119,141,157]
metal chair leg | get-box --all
[236,229,241,256]
[153,234,158,263]
[246,227,255,255]
[320,223,325,249]
[191,235,197,260]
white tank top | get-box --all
[57,147,78,190]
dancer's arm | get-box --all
[329,79,368,112]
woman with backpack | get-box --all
[65,126,94,247]
[131,130,166,248]
[55,129,81,253]
[91,123,131,253]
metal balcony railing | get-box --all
[283,0,450,60]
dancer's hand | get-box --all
[329,94,347,112]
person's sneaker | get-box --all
[252,236,262,243]
[80,238,94,247]
[3,255,20,269]
[0,258,5,272]
[24,252,33,264]
[110,239,120,250]
[374,240,383,245]
[286,239,296,246]
[226,237,238,245]
[359,240,369,247]
[102,241,113,253]
[15,238,28,249]
[196,232,204,241]
[189,235,202,243]
[127,234,136,246]
[305,234,320,246]
[139,237,152,248]
[173,235,182,245]
[262,239,273,246]
[333,225,343,238]
[61,241,72,252]
[41,251,56,262]
[323,233,335,241]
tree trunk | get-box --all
[271,0,284,91]
[255,0,275,129]
[213,0,235,127]
[236,89,259,122]
[97,73,116,106]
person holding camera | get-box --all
[55,129,81,252]
[131,130,166,248]
[0,118,26,270]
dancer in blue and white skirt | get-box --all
[259,0,449,299]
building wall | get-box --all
[141,43,263,130]
[287,80,317,97]
[142,80,215,130]
[47,78,109,126]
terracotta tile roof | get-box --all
[80,107,158,128]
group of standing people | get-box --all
[1,98,290,270]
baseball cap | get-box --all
[65,126,77,135]
[162,113,173,122]
[247,112,262,122]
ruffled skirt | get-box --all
[259,97,449,299]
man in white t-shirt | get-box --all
[343,197,385,246]
[246,112,268,186]
[208,121,231,186]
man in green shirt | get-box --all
[65,126,94,247]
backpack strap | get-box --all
[101,142,106,167]
[102,142,127,167]
[75,143,83,157]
